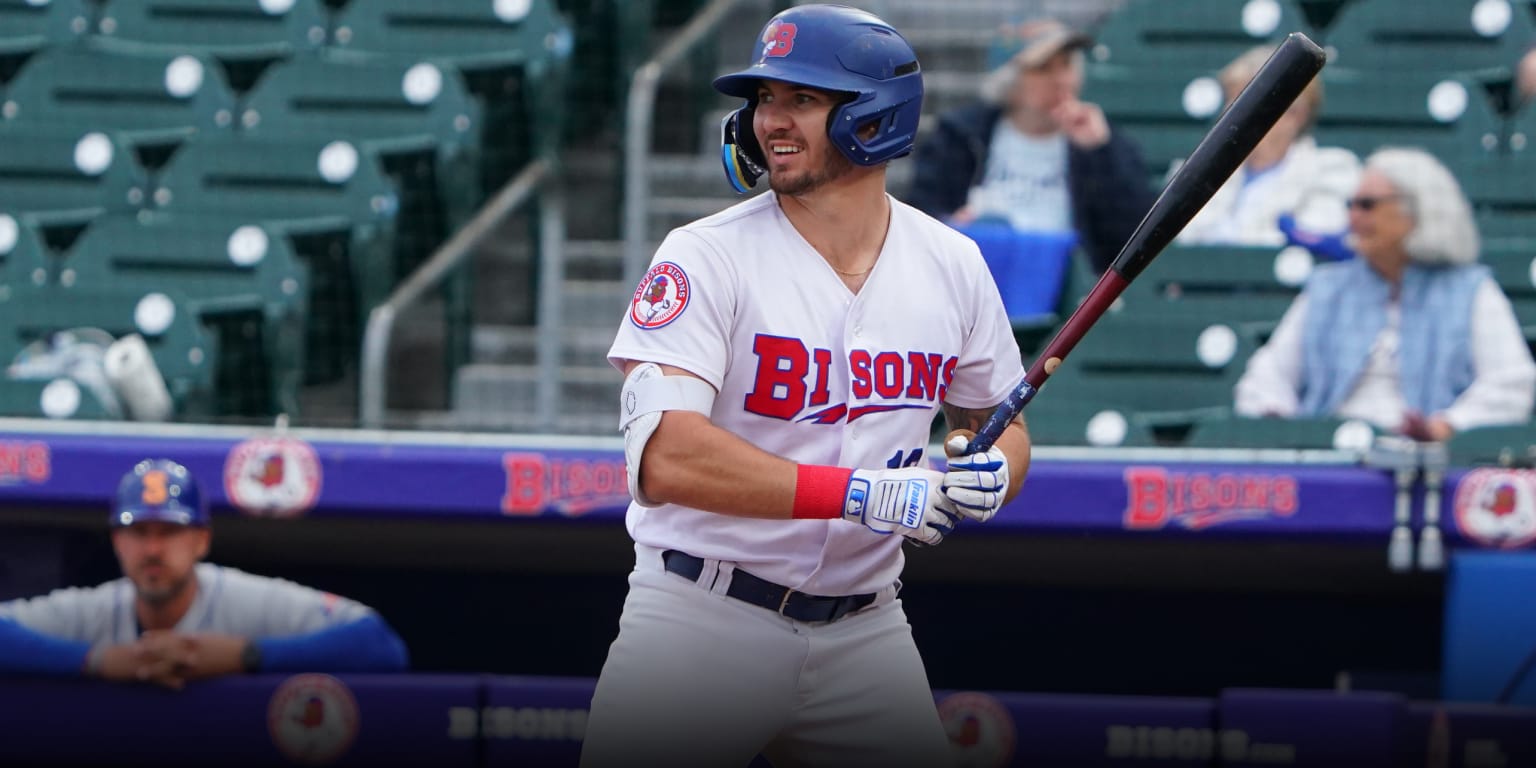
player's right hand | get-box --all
[842,468,960,546]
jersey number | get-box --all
[886,448,924,469]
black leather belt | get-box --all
[662,550,877,624]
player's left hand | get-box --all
[943,430,1008,523]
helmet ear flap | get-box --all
[720,105,767,193]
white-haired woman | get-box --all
[1235,147,1535,441]
[1179,44,1361,248]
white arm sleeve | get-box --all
[0,583,120,644]
[1441,279,1536,431]
[1234,294,1308,418]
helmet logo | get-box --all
[141,469,169,505]
[761,21,797,60]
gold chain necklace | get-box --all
[832,263,874,277]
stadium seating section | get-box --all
[0,0,580,422]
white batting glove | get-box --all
[843,468,960,546]
[943,434,1009,523]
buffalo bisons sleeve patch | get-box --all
[630,262,691,329]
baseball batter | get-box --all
[584,6,1032,767]
[0,458,408,687]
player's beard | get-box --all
[769,141,856,197]
[132,561,195,606]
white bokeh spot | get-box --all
[1182,77,1224,119]
[135,293,176,337]
[227,225,269,267]
[494,0,531,22]
[164,55,204,98]
[1241,0,1282,37]
[1086,410,1129,447]
[402,63,443,106]
[1273,245,1314,287]
[259,0,295,14]
[73,132,113,176]
[317,141,359,183]
[0,214,16,256]
[1427,80,1468,123]
[1196,324,1238,368]
[40,379,81,419]
[1334,420,1376,452]
[1471,0,1512,37]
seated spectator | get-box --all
[1234,147,1536,441]
[0,458,408,687]
[905,18,1156,275]
[1179,44,1360,249]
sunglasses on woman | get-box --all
[1346,194,1405,212]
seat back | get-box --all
[4,47,238,135]
[0,0,94,55]
[1326,0,1536,73]
[0,283,217,418]
[94,0,328,59]
[0,130,148,216]
[1091,0,1312,69]
[1083,64,1224,182]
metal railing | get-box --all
[622,0,748,289]
[360,159,563,430]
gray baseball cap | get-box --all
[989,19,1092,70]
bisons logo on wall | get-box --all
[267,673,360,765]
[937,691,1016,768]
[224,436,323,517]
[1452,468,1536,550]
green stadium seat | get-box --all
[1446,423,1536,467]
[240,54,484,226]
[0,378,124,421]
[0,0,93,56]
[1037,314,1262,444]
[61,213,309,417]
[1326,0,1536,74]
[1082,64,1223,182]
[1461,150,1536,239]
[93,0,327,63]
[3,47,238,142]
[0,212,52,288]
[1310,69,1506,165]
[153,133,412,326]
[1116,244,1306,333]
[1090,0,1313,70]
[1183,412,1380,450]
[0,130,149,218]
[1021,400,1163,448]
[327,0,574,186]
[0,283,218,419]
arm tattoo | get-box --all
[942,403,994,434]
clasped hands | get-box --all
[840,430,1009,545]
[92,631,249,689]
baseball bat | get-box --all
[968,32,1327,453]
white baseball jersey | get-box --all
[0,563,376,643]
[608,192,1024,596]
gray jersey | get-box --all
[0,563,375,644]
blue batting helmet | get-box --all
[713,4,923,192]
[111,458,208,528]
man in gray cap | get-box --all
[907,18,1155,275]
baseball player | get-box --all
[585,5,1032,767]
[0,458,408,687]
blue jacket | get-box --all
[1298,259,1487,418]
[904,102,1156,275]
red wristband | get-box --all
[791,464,853,519]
